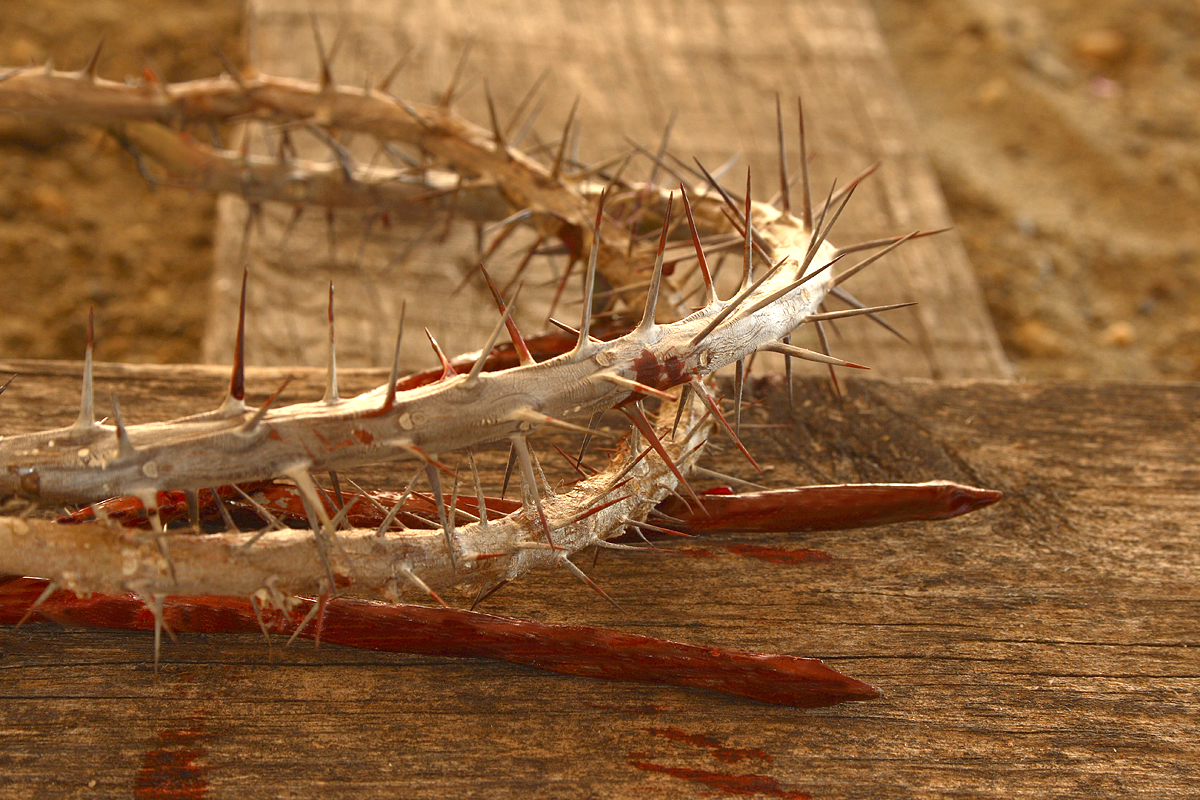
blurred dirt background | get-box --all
[1,0,1197,379]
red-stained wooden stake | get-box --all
[0,576,878,709]
[658,482,1003,534]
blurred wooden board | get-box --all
[207,0,1011,381]
[0,360,1195,798]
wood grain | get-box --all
[0,362,1194,798]
[207,0,1011,380]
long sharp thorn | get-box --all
[467,281,524,383]
[571,186,608,357]
[504,67,550,136]
[576,411,604,467]
[479,264,533,365]
[463,210,531,287]
[597,373,677,402]
[797,96,813,230]
[544,256,577,325]
[560,493,632,527]
[470,579,510,610]
[691,377,760,470]
[552,443,590,478]
[500,233,545,300]
[621,403,705,512]
[805,301,918,323]
[146,594,167,672]
[373,470,420,536]
[624,516,694,538]
[672,382,692,437]
[225,267,248,409]
[734,359,745,438]
[510,95,546,148]
[569,117,583,171]
[693,158,739,208]
[323,282,338,404]
[815,320,841,396]
[284,599,320,648]
[812,180,862,264]
[14,580,59,630]
[375,46,412,93]
[783,333,795,414]
[719,207,775,266]
[637,191,674,333]
[833,231,919,288]
[829,162,880,207]
[509,408,613,438]
[833,228,948,258]
[241,375,293,434]
[81,37,104,82]
[466,449,489,530]
[397,564,448,608]
[693,160,770,260]
[830,286,912,342]
[309,12,334,89]
[212,46,246,90]
[512,436,554,546]
[560,557,624,612]
[287,468,336,545]
[680,188,717,304]
[623,136,689,187]
[551,95,581,181]
[74,308,95,429]
[233,484,286,535]
[448,469,461,534]
[424,463,457,562]
[249,594,273,653]
[483,79,506,150]
[438,44,474,110]
[326,491,364,531]
[328,470,345,512]
[809,179,836,258]
[0,373,15,397]
[648,109,678,186]
[740,170,754,289]
[210,487,237,533]
[381,301,406,412]
[500,444,516,500]
[424,328,456,380]
[110,395,135,458]
[692,465,771,491]
[775,93,790,214]
[313,591,329,648]
[764,340,868,368]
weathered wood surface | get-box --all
[208,0,1011,381]
[0,361,1195,798]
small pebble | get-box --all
[1101,321,1136,347]
[1012,319,1067,358]
[30,184,71,216]
[977,77,1009,105]
[1074,29,1129,65]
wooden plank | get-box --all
[0,361,1194,798]
[206,0,1011,380]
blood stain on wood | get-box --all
[646,726,772,764]
[133,724,211,800]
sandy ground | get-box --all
[1,0,1197,379]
